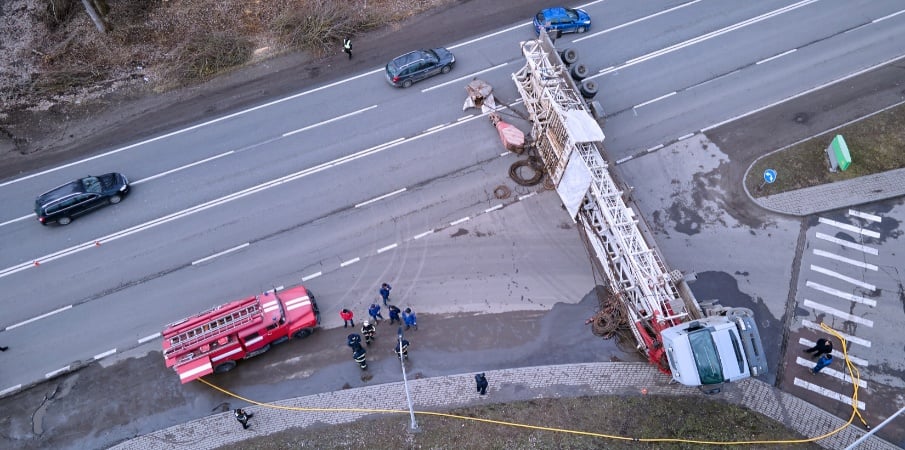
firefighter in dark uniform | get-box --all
[352,343,367,370]
[361,321,376,345]
[347,333,362,348]
[394,338,409,360]
[234,408,253,429]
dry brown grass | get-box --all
[746,104,905,197]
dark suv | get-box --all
[34,173,130,226]
[385,47,455,88]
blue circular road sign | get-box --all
[763,169,777,184]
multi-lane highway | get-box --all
[2,0,904,446]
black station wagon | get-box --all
[34,172,130,226]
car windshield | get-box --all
[688,328,724,385]
[425,49,439,62]
[565,9,579,21]
[82,176,102,193]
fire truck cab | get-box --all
[162,285,320,384]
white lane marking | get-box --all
[94,348,117,360]
[423,62,509,93]
[801,320,871,348]
[805,281,876,307]
[134,150,234,185]
[703,53,905,132]
[355,188,406,208]
[191,243,250,265]
[484,204,503,213]
[302,271,322,281]
[810,265,876,291]
[457,115,474,122]
[814,232,878,255]
[848,209,881,223]
[799,338,868,367]
[574,0,703,42]
[1,112,495,279]
[46,366,71,379]
[795,357,867,388]
[283,105,378,137]
[0,69,384,189]
[139,332,161,344]
[597,0,818,76]
[0,215,32,227]
[873,8,905,23]
[812,249,877,271]
[340,257,360,267]
[646,144,664,153]
[450,217,470,226]
[818,217,880,239]
[518,192,537,201]
[633,91,676,109]
[425,124,445,132]
[413,230,434,240]
[802,299,874,327]
[793,378,866,409]
[616,155,634,164]
[756,48,796,65]
[6,305,73,331]
[377,243,398,254]
[0,385,22,396]
[677,133,695,141]
[500,151,510,157]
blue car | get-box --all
[533,7,591,35]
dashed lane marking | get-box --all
[45,366,70,379]
[302,271,322,281]
[815,232,878,255]
[377,243,398,254]
[94,348,117,360]
[138,333,161,344]
[413,230,434,240]
[812,249,877,271]
[802,320,871,348]
[191,243,250,265]
[340,257,360,267]
[793,378,866,410]
[449,217,470,226]
[6,305,73,331]
[810,265,876,291]
[806,281,876,307]
[802,299,874,327]
[818,217,881,239]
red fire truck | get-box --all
[162,285,320,384]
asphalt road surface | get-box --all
[2,0,904,448]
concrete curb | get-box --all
[110,362,896,450]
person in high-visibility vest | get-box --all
[343,37,352,59]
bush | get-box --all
[172,33,253,84]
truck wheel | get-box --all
[570,63,589,81]
[559,48,579,65]
[293,328,313,339]
[580,80,598,99]
[402,79,413,88]
[213,361,237,373]
[441,65,451,74]
[109,195,122,204]
[58,217,72,225]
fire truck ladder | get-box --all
[512,34,695,357]
[164,300,262,357]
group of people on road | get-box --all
[336,282,422,368]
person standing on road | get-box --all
[343,37,352,59]
[812,354,833,374]
[234,408,253,429]
[368,303,384,323]
[379,283,392,306]
[388,304,401,325]
[403,308,418,330]
[475,373,488,395]
[804,338,833,359]
[340,308,355,328]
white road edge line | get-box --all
[802,299,874,327]
[302,272,322,281]
[812,249,877,271]
[6,305,73,331]
[814,232,878,255]
[519,192,537,201]
[0,385,22,396]
[756,48,796,65]
[94,348,117,360]
[793,378,865,410]
[138,333,161,344]
[848,209,881,223]
[283,105,378,137]
[377,243,398,254]
[799,337,868,367]
[818,217,880,239]
[340,257,360,267]
[46,366,71,379]
[810,265,876,291]
[484,204,503,213]
[801,320,871,348]
[450,217,470,226]
[414,230,434,240]
[805,281,876,307]
[191,243,250,265]
[646,144,664,153]
[355,188,406,208]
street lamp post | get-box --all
[397,326,419,432]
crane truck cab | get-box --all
[660,307,767,393]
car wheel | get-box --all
[213,360,237,373]
[402,79,413,88]
[58,217,72,226]
[109,195,122,204]
[440,65,451,74]
[577,27,586,33]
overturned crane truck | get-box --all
[162,285,320,383]
[513,30,767,392]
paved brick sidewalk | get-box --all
[749,168,905,216]
[112,362,895,450]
